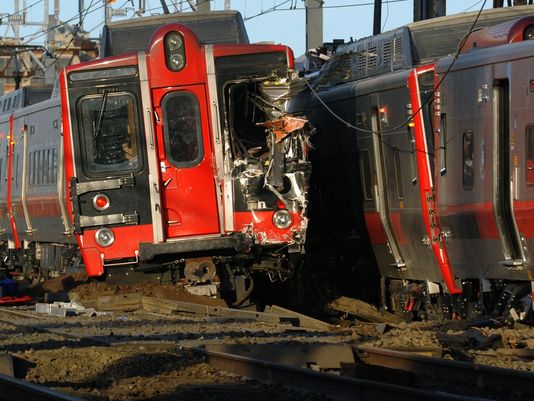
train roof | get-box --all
[318,6,534,87]
[0,85,54,116]
[101,10,249,57]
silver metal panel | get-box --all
[138,51,164,243]
[205,45,231,233]
[79,212,138,228]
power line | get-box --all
[0,0,44,23]
[244,0,410,21]
[304,0,488,157]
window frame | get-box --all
[161,91,204,168]
[525,125,534,186]
[76,90,143,178]
[462,129,474,191]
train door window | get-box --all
[393,147,404,199]
[439,114,447,175]
[29,152,33,186]
[463,129,474,190]
[162,92,203,167]
[15,154,19,188]
[359,150,373,200]
[78,91,141,176]
[526,125,534,185]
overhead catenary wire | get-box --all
[244,0,409,21]
[0,0,44,23]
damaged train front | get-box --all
[221,65,312,281]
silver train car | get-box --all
[292,6,534,320]
[0,86,78,275]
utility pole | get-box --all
[224,0,231,10]
[197,0,211,12]
[414,0,446,22]
[305,0,323,51]
[373,0,382,35]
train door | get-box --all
[493,79,525,267]
[409,67,461,294]
[369,101,405,270]
[151,85,220,239]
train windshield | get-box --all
[78,91,140,175]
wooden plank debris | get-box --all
[96,293,142,311]
[0,353,14,377]
[264,305,333,331]
[141,296,297,325]
[327,296,403,324]
[152,286,227,307]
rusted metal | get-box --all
[196,345,492,401]
[357,346,534,395]
[0,374,84,401]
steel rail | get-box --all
[0,373,85,401]
[357,346,534,395]
[192,345,493,401]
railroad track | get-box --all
[1,308,532,401]
[356,346,534,395]
[196,343,534,401]
[0,373,84,401]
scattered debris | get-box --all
[153,286,227,307]
[96,293,142,312]
[327,296,403,324]
[141,296,297,325]
[35,301,109,317]
[264,305,333,331]
[0,295,32,305]
[0,353,14,377]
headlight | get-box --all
[169,53,185,70]
[272,209,292,229]
[167,32,183,50]
[95,228,115,247]
[165,31,186,71]
[524,25,534,40]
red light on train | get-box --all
[92,194,110,211]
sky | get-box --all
[2,0,499,56]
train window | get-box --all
[393,147,404,199]
[15,154,19,188]
[439,114,447,176]
[359,150,373,200]
[162,91,203,167]
[526,126,534,186]
[51,148,58,184]
[463,129,474,190]
[43,149,50,184]
[29,152,33,186]
[78,91,140,176]
[37,150,43,185]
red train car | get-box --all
[0,23,310,304]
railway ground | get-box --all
[0,276,533,400]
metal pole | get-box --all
[104,0,110,25]
[305,0,323,51]
[14,0,20,42]
[79,0,84,30]
[160,0,170,13]
[197,0,211,12]
[373,0,382,35]
[225,0,230,10]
